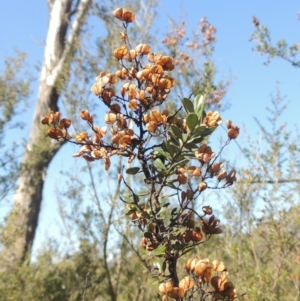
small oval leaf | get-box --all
[186,113,198,132]
[126,167,140,174]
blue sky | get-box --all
[0,0,299,255]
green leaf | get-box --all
[166,183,177,189]
[171,159,190,170]
[137,191,150,196]
[154,158,166,171]
[122,195,133,203]
[151,280,160,286]
[133,194,139,203]
[201,126,216,136]
[182,97,194,113]
[187,135,204,145]
[126,167,140,175]
[180,245,195,256]
[144,231,153,239]
[171,207,179,216]
[173,242,187,251]
[162,260,167,272]
[126,207,137,215]
[192,137,204,144]
[192,125,207,137]
[169,124,182,141]
[156,206,167,217]
[154,148,172,161]
[194,94,206,120]
[186,113,198,132]
[152,245,166,256]
[165,141,177,157]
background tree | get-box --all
[251,15,300,68]
[0,52,30,202]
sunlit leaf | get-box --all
[186,113,198,131]
[194,94,206,120]
[152,245,166,256]
[156,206,167,217]
[154,158,166,170]
[154,148,172,161]
[182,97,194,113]
[126,207,137,215]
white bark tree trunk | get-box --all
[3,0,92,263]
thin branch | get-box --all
[247,179,300,184]
[116,227,152,272]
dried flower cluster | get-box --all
[41,8,240,301]
[158,256,235,300]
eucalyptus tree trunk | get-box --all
[3,0,92,264]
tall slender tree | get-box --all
[2,0,93,264]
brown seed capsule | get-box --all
[227,126,240,139]
[211,275,221,291]
[141,237,148,249]
[41,116,49,125]
[191,231,203,242]
[226,119,232,129]
[202,265,213,284]
[198,182,207,192]
[177,167,186,174]
[181,190,187,202]
[158,282,173,294]
[114,46,128,60]
[179,276,195,291]
[58,118,71,129]
[226,170,236,185]
[217,171,227,181]
[211,162,221,174]
[178,174,188,185]
[105,112,117,124]
[186,257,199,273]
[47,128,63,140]
[110,103,121,113]
[202,206,213,215]
[186,189,193,200]
[187,166,196,175]
[168,287,184,299]
[189,257,200,272]
[182,230,193,243]
[113,8,123,20]
[121,8,135,23]
[193,167,201,177]
[146,121,157,133]
[212,260,226,272]
[194,260,209,277]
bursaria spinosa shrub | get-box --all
[41,7,240,301]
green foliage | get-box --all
[250,18,300,67]
[0,51,31,201]
[0,51,30,134]
[213,91,300,300]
